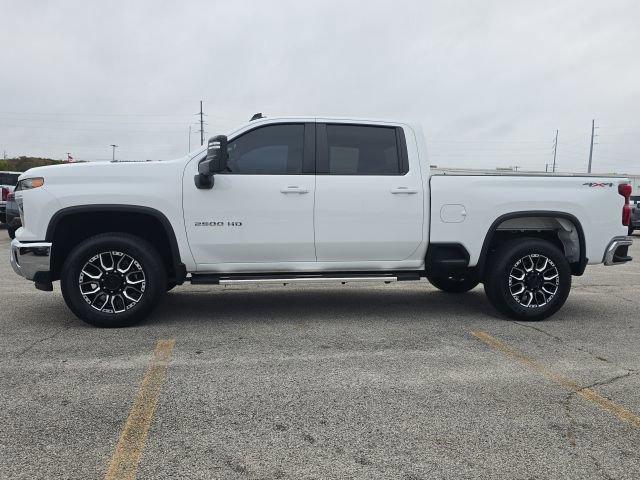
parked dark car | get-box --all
[1,171,21,224]
[630,195,640,235]
[4,191,20,239]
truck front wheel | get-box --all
[483,238,571,321]
[426,273,479,293]
[60,233,167,327]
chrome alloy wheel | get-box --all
[78,251,146,314]
[508,254,559,308]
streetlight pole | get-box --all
[110,144,118,161]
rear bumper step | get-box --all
[603,236,633,266]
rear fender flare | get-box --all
[476,211,587,277]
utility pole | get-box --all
[110,144,118,161]
[199,100,204,146]
[552,129,558,173]
[587,119,597,173]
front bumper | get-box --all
[603,236,633,266]
[10,239,52,281]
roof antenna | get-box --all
[250,112,264,121]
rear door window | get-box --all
[322,125,405,175]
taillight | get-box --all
[7,192,14,201]
[619,183,632,198]
[619,183,632,226]
[1,187,8,201]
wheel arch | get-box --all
[46,205,186,283]
[477,211,587,278]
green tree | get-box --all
[1,157,65,172]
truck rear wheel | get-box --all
[426,273,479,293]
[60,233,166,327]
[483,238,571,321]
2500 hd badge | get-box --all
[194,221,243,227]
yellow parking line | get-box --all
[104,339,176,480]
[471,331,640,428]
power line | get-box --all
[0,123,189,133]
[430,140,551,144]
[0,111,238,121]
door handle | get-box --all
[390,187,418,194]
[280,186,309,194]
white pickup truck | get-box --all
[9,116,634,327]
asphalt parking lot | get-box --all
[1,228,639,480]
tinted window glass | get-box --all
[226,124,304,174]
[326,125,400,175]
[0,173,20,186]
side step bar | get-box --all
[190,271,423,286]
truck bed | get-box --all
[429,172,630,267]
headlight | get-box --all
[15,177,44,191]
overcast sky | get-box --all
[1,0,639,173]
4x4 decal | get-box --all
[583,182,613,188]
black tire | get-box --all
[483,238,571,321]
[60,233,166,327]
[166,281,177,292]
[7,225,16,239]
[427,273,479,293]
[629,226,635,236]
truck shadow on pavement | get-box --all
[148,287,500,327]
[142,285,618,328]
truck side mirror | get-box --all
[194,135,228,189]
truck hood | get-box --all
[19,155,200,182]
[19,161,111,180]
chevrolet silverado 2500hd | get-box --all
[9,116,634,327]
